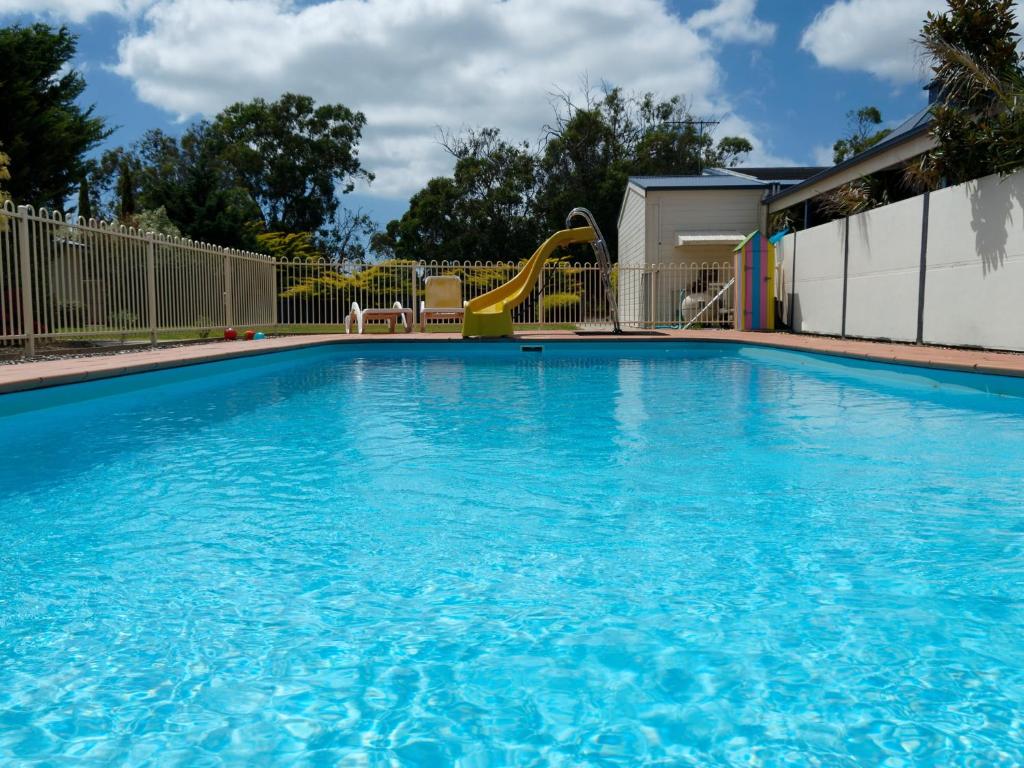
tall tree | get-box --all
[536,87,751,258]
[116,157,137,219]
[832,106,893,163]
[91,94,372,250]
[377,85,753,263]
[90,127,264,246]
[76,175,92,220]
[210,93,373,233]
[372,128,541,262]
[320,208,379,262]
[0,24,110,208]
[918,0,1024,183]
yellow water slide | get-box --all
[462,226,597,338]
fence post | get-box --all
[411,263,419,329]
[146,235,157,346]
[916,191,930,345]
[788,231,798,332]
[538,264,545,326]
[649,266,658,328]
[16,206,35,357]
[271,259,279,327]
[840,215,850,338]
[223,252,234,329]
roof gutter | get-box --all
[764,122,934,207]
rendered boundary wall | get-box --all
[779,168,1024,352]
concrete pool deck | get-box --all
[2,329,1024,394]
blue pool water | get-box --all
[2,342,1024,766]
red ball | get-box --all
[244,329,256,340]
[224,327,238,340]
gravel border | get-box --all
[0,338,226,366]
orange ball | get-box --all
[244,329,256,340]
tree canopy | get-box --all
[918,0,1024,184]
[536,88,750,257]
[211,93,372,233]
[0,24,109,208]
[89,93,372,252]
[832,107,893,163]
[375,87,752,262]
[372,128,542,263]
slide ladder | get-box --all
[566,208,621,334]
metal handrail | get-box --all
[682,277,735,330]
[565,207,621,333]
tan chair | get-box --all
[419,275,465,331]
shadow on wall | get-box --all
[790,293,803,331]
[970,173,1023,275]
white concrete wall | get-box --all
[845,195,923,342]
[785,219,846,335]
[780,167,1024,351]
[922,171,1024,351]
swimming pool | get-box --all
[2,342,1023,765]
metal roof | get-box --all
[629,166,823,192]
[764,105,934,205]
[629,175,768,190]
[732,166,827,181]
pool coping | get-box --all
[2,329,1024,395]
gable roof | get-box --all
[628,166,823,192]
[764,105,934,206]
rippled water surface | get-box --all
[2,343,1024,766]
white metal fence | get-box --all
[0,202,276,354]
[276,258,733,331]
[617,261,735,329]
[275,257,616,329]
[0,201,735,355]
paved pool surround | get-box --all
[2,329,1024,395]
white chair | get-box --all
[344,301,413,334]
[419,275,465,331]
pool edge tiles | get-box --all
[2,331,1024,398]
[3,339,1024,419]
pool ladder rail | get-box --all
[566,207,621,334]
[681,277,736,330]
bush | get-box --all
[542,292,581,312]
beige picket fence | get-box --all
[0,201,734,355]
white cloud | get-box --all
[0,0,149,22]
[717,114,795,166]
[811,144,834,167]
[2,0,786,199]
[689,0,776,44]
[799,0,942,84]
[103,0,787,198]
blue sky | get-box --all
[1,0,955,225]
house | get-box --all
[616,167,821,327]
[616,98,939,329]
[765,105,935,227]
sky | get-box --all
[0,0,977,225]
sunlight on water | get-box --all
[2,343,1024,765]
